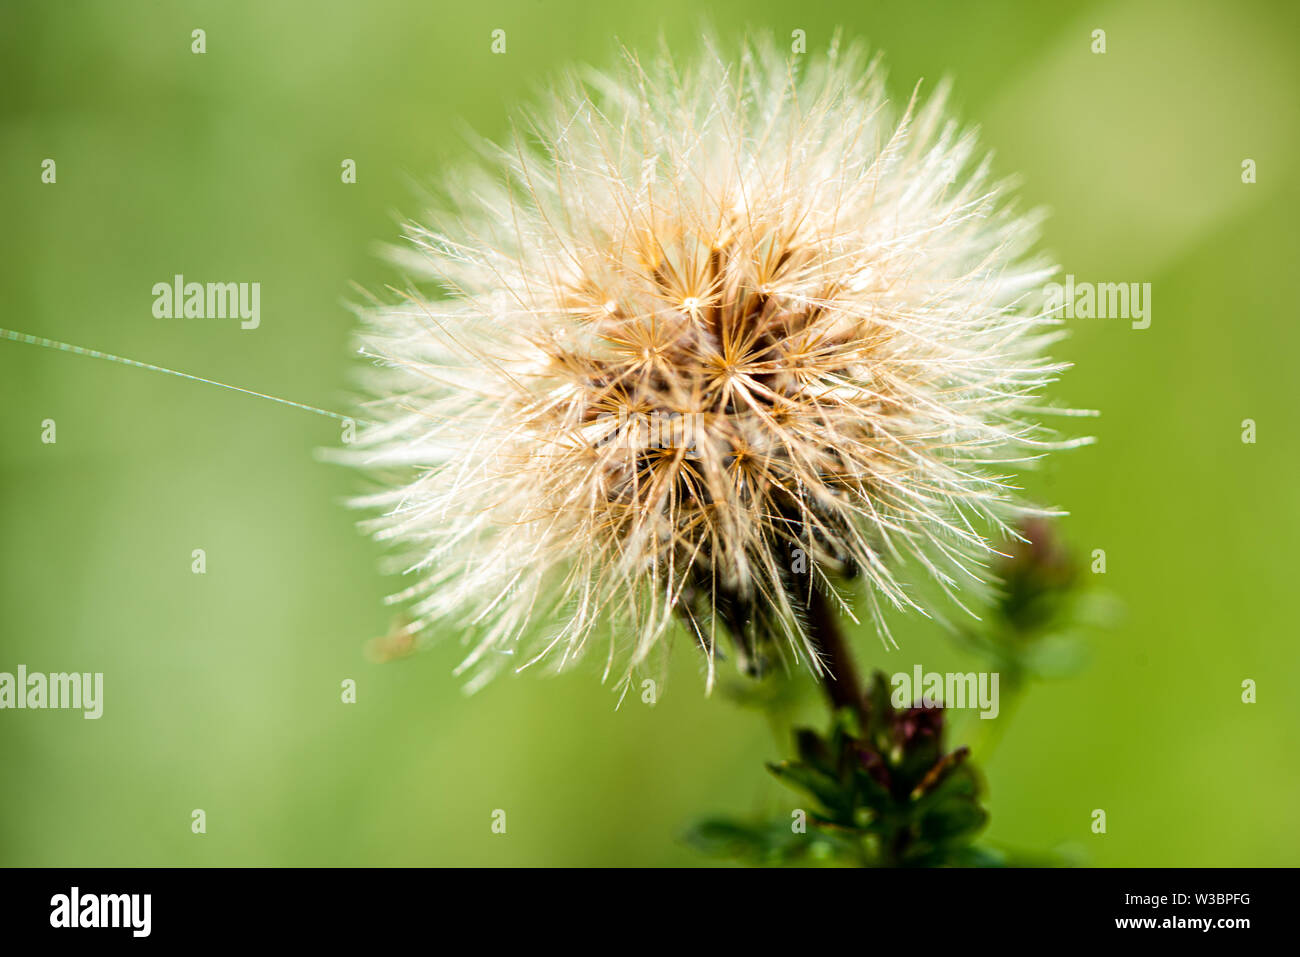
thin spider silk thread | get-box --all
[0,327,366,425]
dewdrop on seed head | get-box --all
[348,34,1089,696]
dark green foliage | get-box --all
[686,673,990,867]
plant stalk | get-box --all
[804,587,865,716]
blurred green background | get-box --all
[2,0,1297,866]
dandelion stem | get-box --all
[804,587,865,716]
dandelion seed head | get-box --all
[349,35,1082,693]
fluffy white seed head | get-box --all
[348,36,1082,695]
